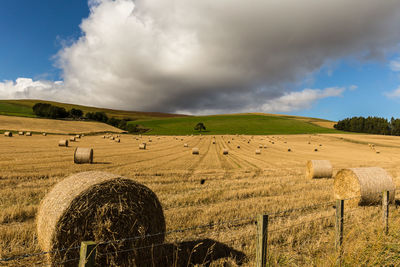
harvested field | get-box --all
[1,133,400,266]
[0,115,123,134]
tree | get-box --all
[69,108,83,118]
[194,122,206,132]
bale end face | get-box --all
[74,148,93,164]
[334,167,395,206]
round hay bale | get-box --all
[255,149,261,155]
[271,142,274,144]
[288,148,291,152]
[237,145,241,149]
[43,133,47,136]
[212,140,216,144]
[264,145,267,149]
[306,160,332,179]
[334,167,395,206]
[259,144,263,148]
[139,143,146,149]
[110,136,115,140]
[26,132,32,136]
[184,143,188,147]
[75,134,81,139]
[192,148,199,155]
[314,148,318,152]
[222,149,229,155]
[36,171,165,266]
[69,137,76,142]
[102,135,106,139]
[18,131,24,135]
[4,131,12,137]
[73,148,93,164]
[228,141,231,144]
[115,138,120,143]
[58,140,68,147]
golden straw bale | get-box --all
[58,140,68,147]
[192,148,199,155]
[334,167,395,206]
[306,160,332,179]
[139,143,146,149]
[36,171,165,266]
[222,149,229,155]
[73,147,93,164]
[4,131,12,137]
[255,149,261,155]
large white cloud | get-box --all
[2,0,400,113]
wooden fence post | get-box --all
[256,214,269,267]
[382,190,389,235]
[335,199,344,265]
[79,241,97,267]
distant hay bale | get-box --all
[259,144,263,148]
[255,149,261,155]
[110,136,115,140]
[319,144,322,146]
[18,131,24,135]
[212,140,216,144]
[192,148,199,155]
[115,138,120,143]
[58,140,68,147]
[306,160,332,179]
[222,149,229,155]
[26,132,32,136]
[376,151,380,154]
[314,148,318,152]
[288,148,291,152]
[271,142,274,144]
[148,139,152,142]
[237,145,240,149]
[184,143,188,147]
[102,135,106,138]
[4,131,12,137]
[139,143,146,150]
[73,148,93,164]
[228,141,231,144]
[36,171,165,266]
[264,145,267,149]
[75,134,81,139]
[334,167,395,206]
[69,137,76,142]
[43,133,47,136]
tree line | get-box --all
[334,116,400,135]
[32,103,139,133]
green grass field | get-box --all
[130,114,338,135]
[0,100,185,120]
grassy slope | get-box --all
[131,114,338,135]
[0,99,186,120]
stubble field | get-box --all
[1,133,400,266]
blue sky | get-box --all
[1,0,400,121]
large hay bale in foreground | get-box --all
[74,148,93,164]
[4,131,12,137]
[36,171,165,266]
[306,160,332,179]
[334,167,395,205]
[58,140,68,147]
[192,148,199,155]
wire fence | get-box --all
[1,189,399,266]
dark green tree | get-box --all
[69,108,83,118]
[194,122,206,132]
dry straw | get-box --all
[306,160,332,179]
[4,131,12,137]
[58,140,68,147]
[334,167,395,206]
[73,147,93,164]
[36,171,165,266]
[192,148,199,155]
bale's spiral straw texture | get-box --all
[74,148,93,164]
[192,148,199,155]
[255,149,261,155]
[26,132,32,136]
[4,131,12,137]
[334,167,395,206]
[36,171,165,266]
[306,160,332,179]
[139,143,146,150]
[18,131,24,135]
[222,149,229,155]
[58,140,68,147]
[69,137,76,142]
